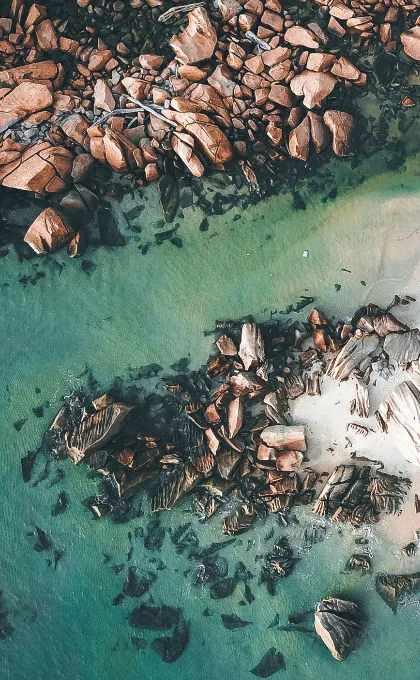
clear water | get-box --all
[1,140,420,679]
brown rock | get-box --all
[284,26,319,49]
[307,111,331,153]
[59,37,80,54]
[266,121,283,146]
[68,230,87,258]
[245,55,264,74]
[329,3,355,20]
[217,0,242,21]
[24,208,75,254]
[188,83,231,125]
[178,65,207,81]
[0,141,73,193]
[269,60,291,81]
[269,84,293,108]
[330,57,361,81]
[168,110,232,163]
[261,10,284,32]
[145,163,159,181]
[288,115,310,161]
[71,153,95,182]
[169,8,217,64]
[0,82,52,130]
[290,71,336,109]
[328,16,346,37]
[262,45,291,67]
[306,52,336,72]
[208,64,236,98]
[94,79,115,112]
[88,49,113,71]
[35,19,58,51]
[323,110,354,157]
[171,132,205,177]
[139,54,164,70]
[122,77,150,101]
[401,26,420,61]
[60,113,89,147]
[24,3,47,29]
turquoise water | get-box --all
[1,145,420,679]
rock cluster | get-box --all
[46,300,416,531]
[0,0,418,205]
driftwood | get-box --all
[377,380,420,466]
[352,375,370,418]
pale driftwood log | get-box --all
[238,323,265,371]
[260,424,307,451]
[227,396,243,439]
[377,380,420,466]
[384,329,420,364]
[328,334,380,381]
[158,2,205,23]
[66,403,134,464]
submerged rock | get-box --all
[210,577,238,599]
[314,597,365,661]
[129,604,180,630]
[151,617,190,663]
[221,613,251,630]
[251,648,285,677]
[261,537,295,595]
[376,572,420,613]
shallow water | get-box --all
[1,140,420,679]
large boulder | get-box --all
[24,208,75,254]
[376,572,420,613]
[315,597,365,661]
[0,82,52,130]
[0,141,73,193]
[170,8,217,64]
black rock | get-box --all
[221,614,251,630]
[52,491,69,516]
[151,617,189,663]
[123,567,155,598]
[210,577,237,600]
[33,526,53,552]
[251,648,285,677]
[21,450,37,483]
[158,175,179,223]
[129,604,180,630]
[195,555,228,584]
[144,518,165,551]
[131,637,147,651]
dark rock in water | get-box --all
[144,518,165,551]
[53,549,63,569]
[32,406,44,418]
[376,572,420,613]
[113,593,125,606]
[191,538,236,561]
[202,608,213,617]
[129,604,180,630]
[123,567,155,598]
[244,583,255,604]
[131,637,147,651]
[267,614,280,629]
[170,522,199,555]
[221,614,251,630]
[345,554,371,573]
[0,591,14,640]
[13,418,27,432]
[33,526,53,552]
[314,597,365,661]
[288,609,313,625]
[98,206,125,247]
[151,617,189,663]
[52,491,69,516]
[234,561,253,582]
[195,555,228,584]
[261,537,295,595]
[21,450,37,482]
[251,648,285,677]
[159,175,179,223]
[210,577,237,600]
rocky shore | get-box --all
[0,0,419,256]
